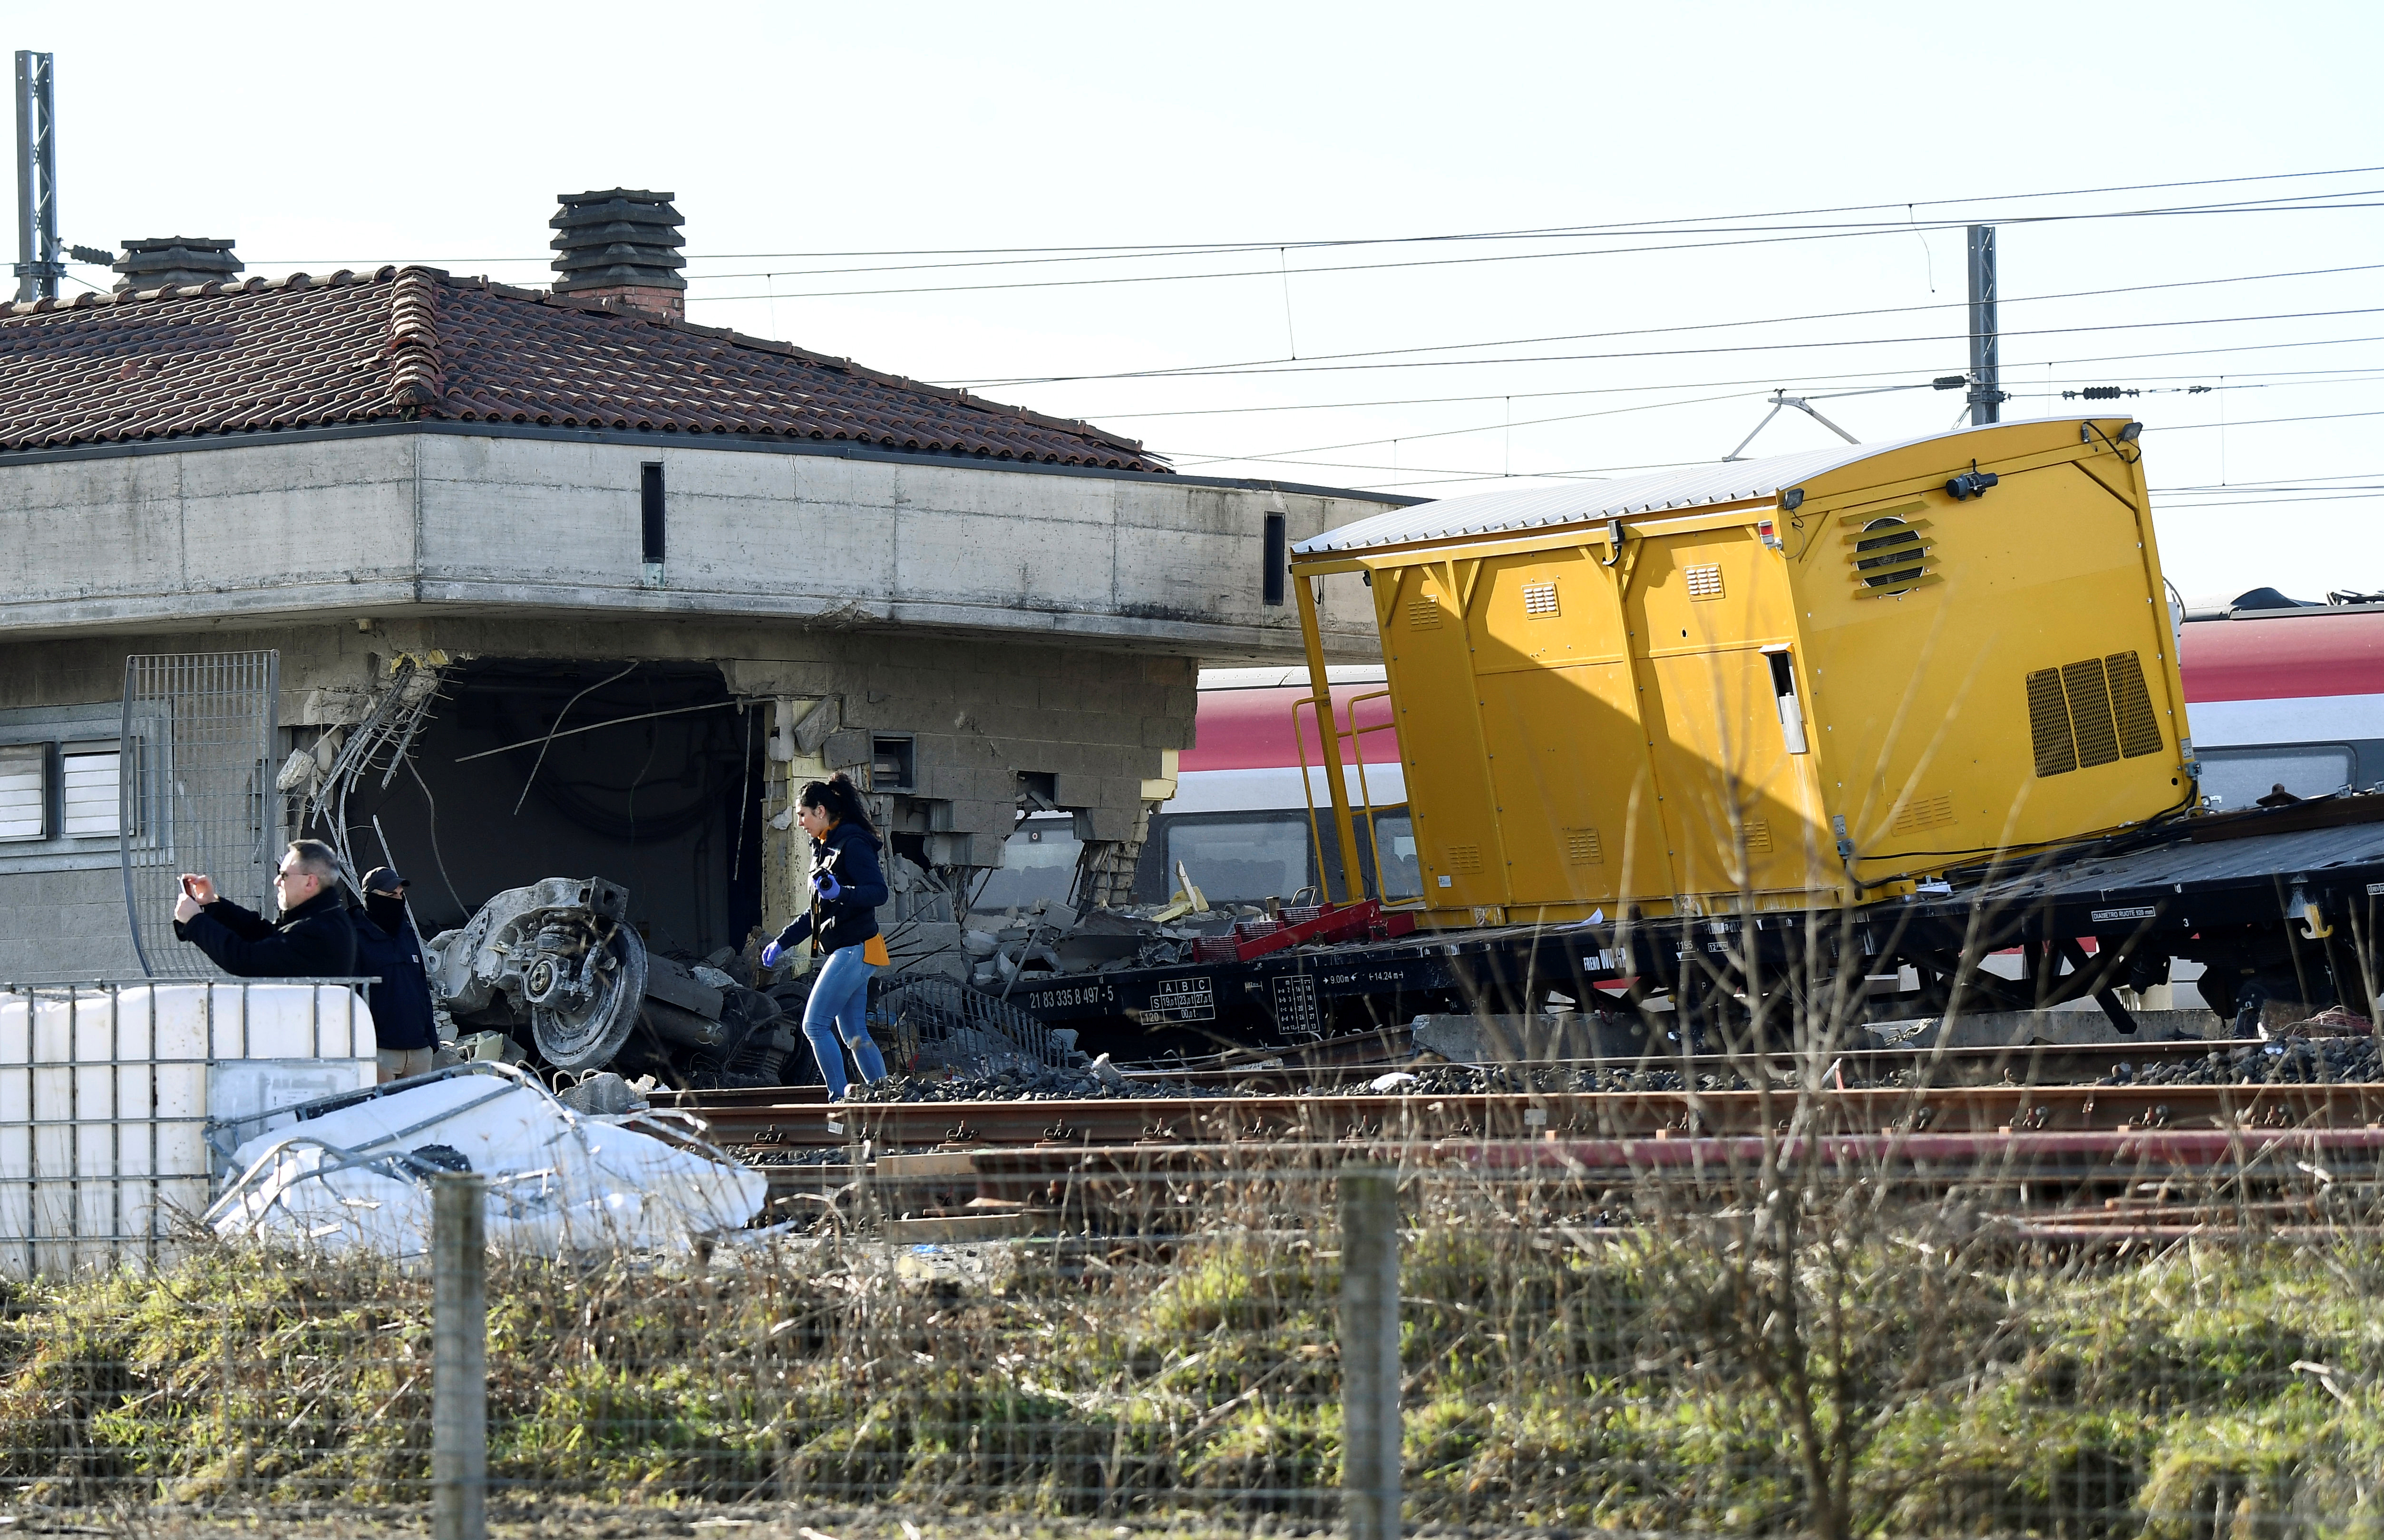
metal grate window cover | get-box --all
[0,746,43,842]
[121,652,281,979]
[1564,827,1603,865]
[1522,581,1560,617]
[1684,564,1725,599]
[1445,843,1483,875]
[2027,652,2162,779]
[1408,595,1442,630]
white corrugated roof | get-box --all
[1293,428,1962,556]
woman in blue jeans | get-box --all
[759,773,891,1100]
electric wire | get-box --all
[975,304,2384,389]
[1237,405,2384,490]
[235,161,2384,268]
[1184,371,2384,472]
[681,195,2384,303]
[943,263,2384,390]
[1091,363,2384,421]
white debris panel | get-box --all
[208,1066,766,1256]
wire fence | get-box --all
[2,1130,2381,1538]
[120,650,280,981]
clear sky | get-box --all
[18,1,2381,602]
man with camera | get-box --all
[173,838,358,978]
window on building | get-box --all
[871,736,916,792]
[60,744,121,838]
[0,746,46,841]
[0,704,136,870]
[971,813,1081,916]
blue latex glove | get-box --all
[812,869,844,902]
[760,940,785,970]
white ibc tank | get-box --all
[0,982,377,1277]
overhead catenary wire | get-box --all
[233,161,2384,269]
[1257,407,2384,492]
[941,262,2384,390]
[1090,362,2384,421]
[680,195,2384,303]
[1179,371,2384,473]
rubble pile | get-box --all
[844,1059,1230,1104]
[2100,1034,2382,1087]
[962,899,1259,992]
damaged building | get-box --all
[0,189,1397,1071]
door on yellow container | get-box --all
[1377,562,1507,908]
[1466,550,1670,909]
[1625,530,1828,901]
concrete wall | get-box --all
[0,867,129,980]
[0,430,1388,658]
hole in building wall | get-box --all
[328,658,766,960]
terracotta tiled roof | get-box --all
[0,266,1166,471]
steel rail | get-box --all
[659,1034,2294,1112]
[699,1081,2384,1151]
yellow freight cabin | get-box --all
[1288,419,2194,922]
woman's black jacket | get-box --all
[769,823,889,957]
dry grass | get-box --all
[2,1162,2381,1537]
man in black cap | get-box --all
[357,866,440,1082]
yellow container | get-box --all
[1289,419,2191,921]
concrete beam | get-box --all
[0,432,1392,660]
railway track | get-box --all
[659,1034,2287,1115]
[703,1078,2384,1151]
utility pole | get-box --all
[14,50,59,303]
[1966,224,2002,426]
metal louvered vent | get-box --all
[2027,651,2165,777]
[1892,792,1956,835]
[1846,505,1934,597]
[2106,650,2165,758]
[2028,669,2077,776]
[2063,659,2121,768]
[1408,596,1441,630]
[1563,828,1602,865]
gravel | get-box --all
[2098,1034,2381,1087]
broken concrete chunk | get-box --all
[1088,1053,1128,1092]
[791,695,841,756]
[454,1030,525,1065]
[963,928,1000,959]
[558,1071,647,1116]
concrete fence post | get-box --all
[432,1172,487,1540]
[1339,1166,1401,1540]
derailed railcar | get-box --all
[1008,423,2384,1048]
[1290,419,2193,921]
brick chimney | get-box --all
[113,236,243,293]
[549,188,686,319]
